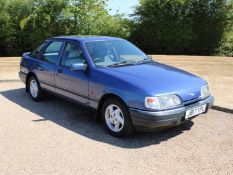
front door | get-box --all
[55,41,89,104]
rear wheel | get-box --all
[28,76,43,101]
[102,98,134,137]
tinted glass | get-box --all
[85,40,148,66]
[42,41,63,64]
[60,42,86,67]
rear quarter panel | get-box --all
[20,52,36,75]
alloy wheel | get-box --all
[30,79,38,98]
[105,104,125,132]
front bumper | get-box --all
[19,71,27,84]
[129,96,214,131]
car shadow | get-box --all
[0,88,194,149]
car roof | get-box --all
[52,35,123,42]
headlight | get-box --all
[201,84,210,99]
[145,94,182,110]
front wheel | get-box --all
[28,76,43,101]
[102,98,134,137]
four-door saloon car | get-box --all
[19,36,214,137]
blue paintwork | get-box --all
[19,36,208,112]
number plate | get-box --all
[185,104,207,119]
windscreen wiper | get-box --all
[136,58,153,65]
[108,60,136,67]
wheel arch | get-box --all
[26,72,38,92]
[95,93,128,121]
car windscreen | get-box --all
[84,40,148,67]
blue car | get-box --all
[19,36,214,137]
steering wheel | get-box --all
[94,57,103,63]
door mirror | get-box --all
[71,63,87,71]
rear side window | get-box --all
[42,41,63,64]
[30,42,47,58]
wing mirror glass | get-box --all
[71,63,87,72]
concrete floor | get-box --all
[0,81,232,175]
[0,56,232,174]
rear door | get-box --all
[55,41,89,104]
[35,40,63,91]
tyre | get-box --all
[102,98,134,137]
[28,76,43,101]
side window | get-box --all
[60,42,86,67]
[42,41,63,64]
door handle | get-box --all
[58,69,63,73]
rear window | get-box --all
[30,42,47,58]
